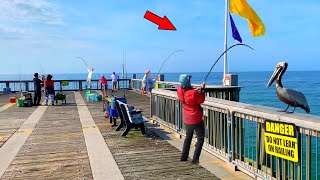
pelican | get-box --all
[266,62,310,113]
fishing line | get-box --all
[157,50,184,75]
[203,43,254,84]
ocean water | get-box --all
[0,71,319,116]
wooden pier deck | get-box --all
[0,90,249,180]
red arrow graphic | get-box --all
[144,11,176,31]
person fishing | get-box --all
[44,74,55,106]
[99,75,108,97]
[33,72,42,106]
[142,70,159,93]
[87,67,94,89]
[141,73,147,94]
[177,74,206,164]
[111,72,118,92]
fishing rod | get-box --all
[76,57,89,68]
[124,51,128,96]
[122,51,125,97]
[17,63,22,92]
[36,60,46,77]
[39,63,46,75]
[76,56,103,91]
[203,43,254,84]
[157,50,184,76]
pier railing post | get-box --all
[230,113,235,162]
[175,100,180,134]
[79,81,83,91]
[130,74,136,89]
[128,79,132,89]
[25,82,29,92]
[159,74,164,81]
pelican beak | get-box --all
[266,66,282,88]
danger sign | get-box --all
[264,120,298,162]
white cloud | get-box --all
[0,25,26,34]
[0,0,64,25]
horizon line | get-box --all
[0,69,320,76]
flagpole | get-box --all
[223,0,229,85]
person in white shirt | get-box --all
[87,67,94,89]
[111,72,118,92]
[141,73,147,94]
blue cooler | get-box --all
[110,97,127,117]
[111,97,127,109]
[109,108,118,117]
[111,98,117,109]
[87,94,95,101]
[3,88,12,94]
[94,94,102,102]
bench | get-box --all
[115,100,146,137]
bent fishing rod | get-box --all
[203,43,254,84]
[37,60,46,75]
[157,49,184,75]
[76,57,89,68]
[76,57,104,81]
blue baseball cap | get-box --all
[179,74,192,89]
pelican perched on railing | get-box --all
[266,62,310,113]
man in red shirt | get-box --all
[99,75,108,97]
[177,74,206,164]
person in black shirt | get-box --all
[33,73,42,105]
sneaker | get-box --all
[180,159,188,162]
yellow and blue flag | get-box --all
[230,0,266,37]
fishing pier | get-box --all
[0,77,319,180]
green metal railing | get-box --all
[151,88,320,180]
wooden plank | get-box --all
[75,92,124,180]
[0,105,47,177]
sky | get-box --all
[0,0,319,74]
